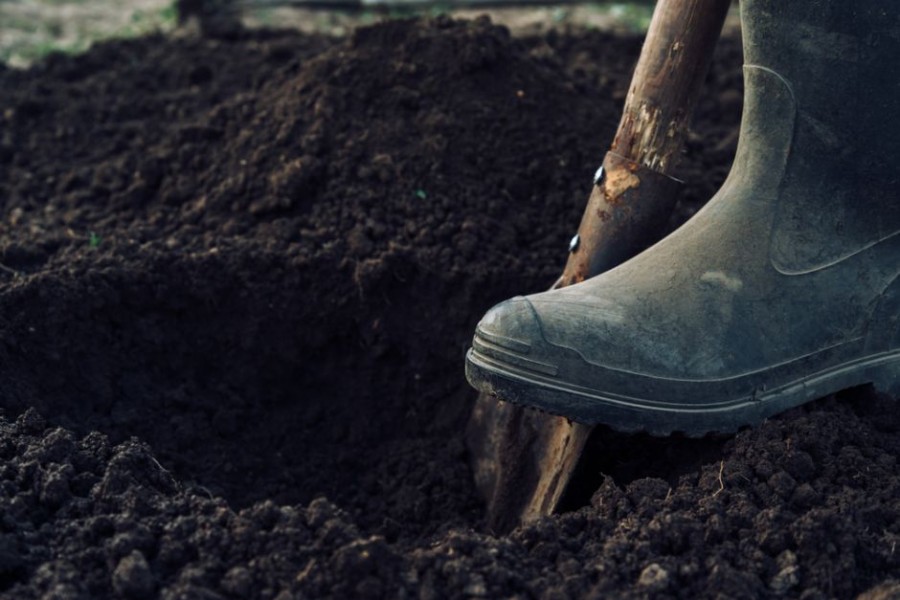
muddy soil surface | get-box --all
[1,17,897,599]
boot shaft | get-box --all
[740,0,900,272]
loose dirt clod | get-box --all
[1,15,896,600]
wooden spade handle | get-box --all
[613,0,732,172]
[560,0,731,286]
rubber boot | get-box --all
[465,0,900,435]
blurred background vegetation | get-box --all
[1,0,177,67]
[1,0,729,68]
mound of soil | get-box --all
[0,16,896,599]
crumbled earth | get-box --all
[0,16,896,599]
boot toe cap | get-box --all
[470,297,560,378]
[475,297,543,352]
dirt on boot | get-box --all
[1,16,895,600]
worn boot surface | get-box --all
[466,0,900,435]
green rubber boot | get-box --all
[466,0,900,435]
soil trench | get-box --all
[1,16,898,600]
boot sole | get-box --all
[465,343,900,437]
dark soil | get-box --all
[0,16,896,599]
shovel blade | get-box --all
[467,393,593,533]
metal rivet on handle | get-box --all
[569,234,580,253]
[593,165,605,186]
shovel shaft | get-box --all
[561,0,730,286]
[613,0,732,173]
